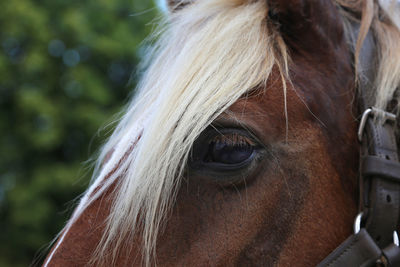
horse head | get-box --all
[44,0,400,266]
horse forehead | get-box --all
[227,64,354,141]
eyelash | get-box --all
[208,132,256,147]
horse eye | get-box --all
[205,135,255,164]
[188,129,262,174]
[188,128,264,183]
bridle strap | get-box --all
[362,155,400,182]
[353,18,400,249]
[316,229,400,267]
[317,229,384,267]
[361,112,400,247]
[317,20,400,266]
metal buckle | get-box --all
[353,212,364,234]
[353,212,399,246]
[394,231,400,247]
[357,107,396,142]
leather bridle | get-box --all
[317,21,400,267]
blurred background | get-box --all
[0,0,160,266]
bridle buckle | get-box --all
[357,107,396,142]
[353,212,399,246]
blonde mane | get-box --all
[90,0,287,265]
[338,0,400,111]
[46,0,400,266]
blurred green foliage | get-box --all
[0,0,159,266]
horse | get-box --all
[43,0,400,266]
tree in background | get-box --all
[0,0,158,266]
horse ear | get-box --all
[267,0,344,55]
[167,0,194,12]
